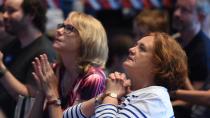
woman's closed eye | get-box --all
[139,43,146,52]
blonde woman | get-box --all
[30,11,108,118]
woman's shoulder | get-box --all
[126,86,171,106]
[122,86,174,118]
[82,66,106,80]
[128,86,168,96]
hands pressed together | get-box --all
[106,72,131,99]
[32,54,59,101]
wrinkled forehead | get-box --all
[176,0,196,9]
[137,36,155,50]
[4,0,23,9]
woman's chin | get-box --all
[123,61,132,71]
[52,43,62,52]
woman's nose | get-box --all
[56,27,64,36]
[129,47,135,55]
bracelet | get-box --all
[0,67,8,78]
[95,93,103,106]
[47,98,61,106]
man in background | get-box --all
[0,6,13,50]
[172,0,210,117]
[0,0,56,117]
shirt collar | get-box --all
[126,86,167,97]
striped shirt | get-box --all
[63,86,175,118]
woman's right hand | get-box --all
[32,54,59,101]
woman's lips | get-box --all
[54,37,62,42]
[127,55,133,61]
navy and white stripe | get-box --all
[95,103,147,118]
[95,104,117,118]
[94,86,174,118]
[63,103,86,118]
[63,86,175,118]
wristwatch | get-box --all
[95,93,118,106]
[47,98,61,106]
[0,67,8,78]
[104,92,118,99]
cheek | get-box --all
[11,12,23,21]
[68,39,80,48]
[123,60,138,74]
[65,38,81,51]
[135,58,153,70]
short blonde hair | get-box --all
[67,11,108,68]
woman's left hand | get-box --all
[32,54,59,100]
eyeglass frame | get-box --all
[57,23,78,34]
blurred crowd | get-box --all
[0,0,210,118]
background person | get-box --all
[172,0,210,117]
[0,0,56,117]
[133,9,169,40]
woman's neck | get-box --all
[129,72,155,91]
[60,52,79,73]
[60,52,80,95]
[61,70,78,96]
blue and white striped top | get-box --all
[63,86,175,118]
